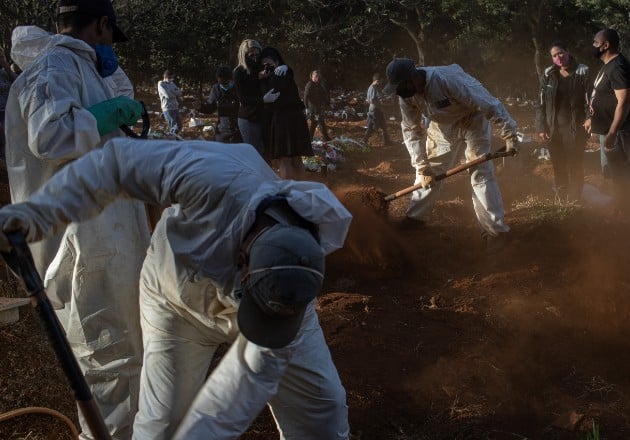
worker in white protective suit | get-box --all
[0,139,352,440]
[5,1,150,438]
[383,58,519,249]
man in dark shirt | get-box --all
[200,66,241,143]
[304,69,331,141]
[586,28,630,185]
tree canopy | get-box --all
[0,0,628,97]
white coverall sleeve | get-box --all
[366,85,375,105]
[157,81,168,100]
[19,60,101,160]
[399,96,429,165]
[106,67,135,98]
[158,82,182,100]
[0,140,177,243]
[440,73,517,140]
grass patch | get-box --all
[0,271,22,299]
[511,194,581,224]
[585,422,600,440]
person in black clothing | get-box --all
[586,28,630,185]
[535,41,590,202]
[304,69,331,141]
[260,47,313,180]
[199,65,241,143]
[233,39,280,154]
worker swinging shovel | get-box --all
[384,148,517,202]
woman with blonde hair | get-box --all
[234,39,284,155]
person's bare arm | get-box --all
[604,88,630,149]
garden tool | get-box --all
[384,148,517,202]
[1,232,112,440]
[120,101,150,139]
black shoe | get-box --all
[394,217,426,230]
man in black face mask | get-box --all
[585,28,630,195]
[383,58,519,251]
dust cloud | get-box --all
[329,184,420,275]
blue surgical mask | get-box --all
[94,44,119,78]
[219,82,234,92]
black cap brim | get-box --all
[112,23,128,43]
[237,290,307,349]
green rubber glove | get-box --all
[87,96,144,136]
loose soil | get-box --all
[1,102,630,440]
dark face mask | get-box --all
[593,44,604,59]
[396,80,416,98]
[245,54,260,71]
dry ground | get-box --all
[1,103,630,439]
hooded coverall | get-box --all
[5,30,150,439]
[2,139,352,440]
[400,64,517,236]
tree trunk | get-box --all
[532,36,543,81]
[390,18,425,65]
[525,0,545,80]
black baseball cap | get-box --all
[58,0,128,43]
[216,65,233,79]
[383,58,417,94]
[238,224,325,349]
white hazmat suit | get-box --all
[1,139,352,440]
[400,64,517,236]
[6,29,150,439]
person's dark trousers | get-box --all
[601,130,630,214]
[215,129,243,144]
[363,108,390,144]
[0,110,5,160]
[308,110,330,141]
[549,124,585,200]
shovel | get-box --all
[1,232,112,440]
[120,101,151,139]
[384,148,517,202]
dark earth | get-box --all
[1,99,629,439]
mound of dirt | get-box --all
[330,185,417,275]
[3,105,630,440]
[335,185,389,216]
